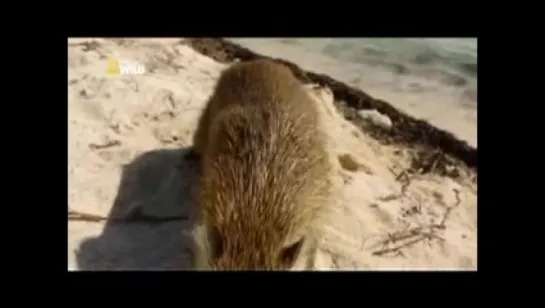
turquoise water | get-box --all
[280,38,477,79]
[228,38,478,145]
[229,38,477,106]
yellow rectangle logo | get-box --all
[106,57,145,76]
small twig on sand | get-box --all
[68,40,101,52]
[371,188,461,257]
[439,188,461,226]
[68,210,109,222]
[68,208,187,224]
[88,140,121,150]
[379,169,413,202]
[372,233,445,256]
[427,150,442,174]
[68,40,108,58]
[395,170,412,195]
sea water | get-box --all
[227,38,478,146]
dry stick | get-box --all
[379,169,413,202]
[429,151,441,174]
[68,208,187,224]
[68,40,108,59]
[438,188,461,226]
[68,210,109,222]
[88,140,121,150]
[372,234,445,256]
[396,170,412,195]
[68,40,101,52]
[372,188,461,256]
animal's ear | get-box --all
[207,224,224,260]
[280,237,305,267]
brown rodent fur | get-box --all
[191,59,332,270]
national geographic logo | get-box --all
[106,57,145,76]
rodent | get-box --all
[190,59,333,270]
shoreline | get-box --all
[185,38,477,176]
[227,38,477,147]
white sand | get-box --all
[68,38,477,270]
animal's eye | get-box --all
[208,225,224,260]
[279,237,305,267]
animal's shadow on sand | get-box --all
[76,147,199,270]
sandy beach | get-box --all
[67,38,477,270]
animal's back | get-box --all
[192,59,306,156]
[192,60,332,270]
